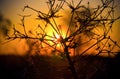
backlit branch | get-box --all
[5,0,120,79]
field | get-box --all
[0,53,120,79]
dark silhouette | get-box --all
[4,0,120,79]
[0,12,11,36]
[0,53,120,79]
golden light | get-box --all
[53,34,63,43]
[1,0,119,57]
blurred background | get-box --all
[0,0,120,56]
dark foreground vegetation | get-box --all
[0,53,120,79]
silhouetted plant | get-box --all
[6,0,120,79]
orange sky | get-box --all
[0,0,120,56]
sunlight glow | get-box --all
[53,34,62,43]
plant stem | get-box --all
[64,46,78,79]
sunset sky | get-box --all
[0,0,120,55]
